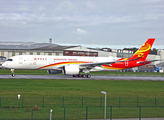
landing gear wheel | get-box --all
[78,74,81,77]
[72,74,90,78]
[72,75,76,77]
[12,73,15,77]
[86,74,91,78]
[81,74,86,78]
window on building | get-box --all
[56,53,59,56]
[30,52,33,55]
[19,52,22,55]
[78,52,84,54]
[37,52,40,55]
[48,53,52,55]
[1,51,4,57]
[12,52,15,56]
[73,52,77,54]
[65,51,69,54]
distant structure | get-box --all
[64,46,117,57]
[156,50,164,70]
[0,56,6,66]
[49,38,52,44]
[0,39,117,59]
[112,49,134,58]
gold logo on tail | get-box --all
[133,43,151,57]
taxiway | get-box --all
[0,75,164,81]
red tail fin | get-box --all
[128,38,155,61]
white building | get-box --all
[0,42,117,59]
[0,42,65,59]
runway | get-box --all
[0,75,164,81]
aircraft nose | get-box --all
[2,62,8,68]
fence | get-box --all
[0,96,164,119]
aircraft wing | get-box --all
[56,61,116,69]
[56,59,131,70]
[137,60,159,64]
[79,61,116,68]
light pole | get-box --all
[50,109,53,120]
[17,94,21,99]
[17,94,21,108]
[101,91,107,120]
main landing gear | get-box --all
[72,74,91,78]
[11,69,15,77]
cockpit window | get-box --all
[7,59,13,61]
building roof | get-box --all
[33,45,77,51]
[0,42,111,53]
[64,46,111,53]
[0,42,76,51]
[0,56,6,58]
[156,62,164,67]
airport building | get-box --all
[0,39,117,60]
[64,46,117,57]
[156,50,164,71]
[0,42,64,59]
[0,56,6,67]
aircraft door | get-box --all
[125,61,128,66]
[49,58,52,64]
[93,59,97,63]
[19,57,23,64]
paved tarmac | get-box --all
[0,75,164,81]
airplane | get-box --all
[2,38,156,78]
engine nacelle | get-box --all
[63,65,80,75]
[47,70,62,74]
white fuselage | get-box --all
[2,55,119,71]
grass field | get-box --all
[0,69,164,119]
[0,78,164,119]
[0,79,164,97]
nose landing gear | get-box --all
[11,69,15,77]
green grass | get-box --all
[1,69,164,76]
[0,78,164,119]
[0,79,164,97]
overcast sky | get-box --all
[0,0,163,47]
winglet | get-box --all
[128,38,155,61]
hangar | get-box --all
[64,45,117,57]
[0,39,117,60]
[0,42,66,59]
[0,56,6,67]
